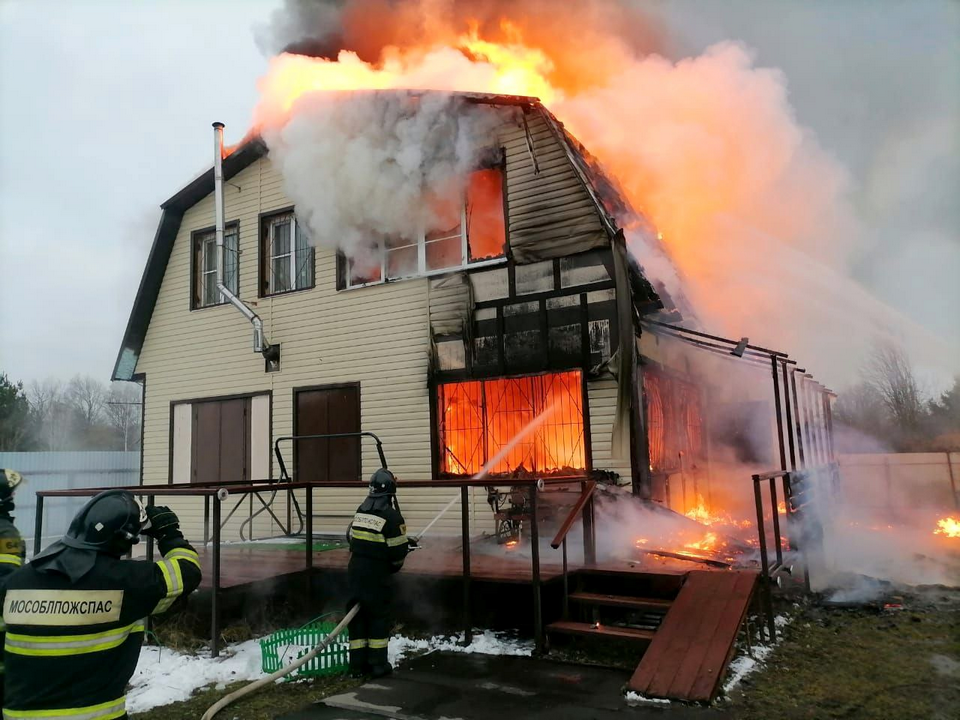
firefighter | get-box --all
[0,469,26,707]
[0,490,201,719]
[346,468,416,678]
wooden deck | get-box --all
[195,542,568,590]
[627,570,759,702]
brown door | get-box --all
[192,397,251,484]
[295,385,361,482]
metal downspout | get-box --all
[212,122,271,355]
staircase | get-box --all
[545,567,683,647]
[546,568,759,703]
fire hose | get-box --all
[200,604,359,720]
[413,494,460,542]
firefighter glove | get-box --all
[407,536,421,550]
[143,505,180,539]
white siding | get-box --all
[588,374,631,484]
[137,124,631,542]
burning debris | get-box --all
[935,516,960,538]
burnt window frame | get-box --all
[259,207,316,298]
[190,222,239,310]
[336,150,509,290]
[433,369,589,478]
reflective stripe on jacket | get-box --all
[0,539,201,714]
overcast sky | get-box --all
[0,0,957,387]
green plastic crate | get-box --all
[260,620,349,680]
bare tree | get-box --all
[66,375,106,428]
[27,378,72,450]
[862,340,927,443]
[104,382,142,452]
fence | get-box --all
[837,452,959,512]
[0,451,139,545]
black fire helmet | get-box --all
[368,468,397,497]
[32,489,147,581]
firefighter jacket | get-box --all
[347,497,409,572]
[0,537,201,719]
[0,515,25,682]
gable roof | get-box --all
[112,139,267,380]
[112,94,662,381]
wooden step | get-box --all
[569,592,672,612]
[546,620,655,643]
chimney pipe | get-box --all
[212,122,274,358]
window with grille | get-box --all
[437,371,585,477]
[192,225,238,309]
[342,167,506,289]
[261,212,315,296]
[644,368,704,472]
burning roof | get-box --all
[112,91,664,381]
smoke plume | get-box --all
[252,0,958,386]
[261,91,503,269]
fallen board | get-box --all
[627,569,759,702]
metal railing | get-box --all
[34,475,585,657]
[750,462,836,640]
[549,480,597,620]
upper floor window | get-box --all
[342,167,507,289]
[192,224,238,309]
[260,211,315,296]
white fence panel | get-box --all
[0,452,139,549]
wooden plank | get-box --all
[569,592,672,611]
[546,621,655,642]
[635,572,736,698]
[686,572,758,701]
[627,570,759,702]
[665,572,752,700]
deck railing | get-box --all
[549,480,597,619]
[34,476,586,657]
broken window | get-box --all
[466,168,506,261]
[341,168,507,289]
[192,224,238,309]
[437,371,585,477]
[261,211,315,296]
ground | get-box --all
[131,588,960,720]
[723,588,960,720]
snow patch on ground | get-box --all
[389,629,533,665]
[721,613,794,695]
[127,640,264,713]
[624,691,671,705]
[127,630,531,713]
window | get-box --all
[644,368,705,472]
[437,371,585,477]
[261,211,315,296]
[342,167,507,288]
[192,225,238,309]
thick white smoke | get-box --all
[261,90,503,269]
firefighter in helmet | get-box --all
[346,468,417,678]
[0,490,201,719]
[0,469,26,706]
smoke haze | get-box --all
[252,0,958,389]
[261,91,503,269]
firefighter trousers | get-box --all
[346,555,395,674]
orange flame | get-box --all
[934,516,960,538]
[684,494,752,529]
[253,22,561,133]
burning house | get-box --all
[107,59,854,702]
[112,92,680,537]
